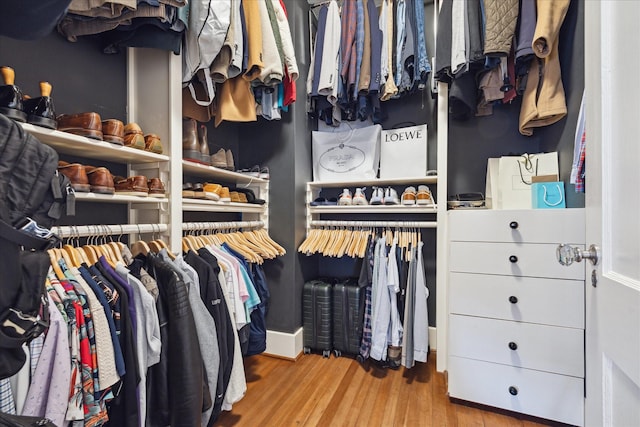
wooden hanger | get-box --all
[47,249,66,280]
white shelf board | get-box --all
[308,205,437,214]
[75,192,169,204]
[183,199,267,213]
[308,176,438,188]
[22,123,169,163]
[182,160,268,185]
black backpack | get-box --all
[0,113,74,379]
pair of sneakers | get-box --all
[401,185,434,206]
[338,187,368,206]
[370,187,400,205]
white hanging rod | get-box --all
[53,223,168,238]
[182,221,265,231]
[310,220,437,228]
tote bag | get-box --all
[379,123,428,179]
[311,124,382,181]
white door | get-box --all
[584,2,640,426]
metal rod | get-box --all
[309,220,437,228]
[53,223,168,238]
[182,221,265,231]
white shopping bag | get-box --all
[496,152,559,209]
[379,124,428,179]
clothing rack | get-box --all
[182,221,265,232]
[53,223,168,238]
[309,220,437,228]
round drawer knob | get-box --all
[509,255,518,263]
[509,386,518,396]
[508,341,518,350]
[509,221,519,229]
[509,296,518,304]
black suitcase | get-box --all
[332,278,365,358]
[303,280,333,358]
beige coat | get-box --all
[519,0,571,136]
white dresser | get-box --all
[447,209,585,426]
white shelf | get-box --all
[308,205,437,214]
[22,123,170,164]
[308,176,438,188]
[182,160,268,185]
[75,192,169,204]
[183,199,267,213]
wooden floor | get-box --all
[215,352,567,427]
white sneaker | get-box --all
[352,187,368,205]
[370,187,384,205]
[401,186,417,205]
[338,188,352,205]
[383,187,399,205]
[416,185,434,205]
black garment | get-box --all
[0,0,71,40]
[101,16,184,55]
[185,249,235,426]
[247,264,269,356]
[434,0,453,82]
[467,0,485,65]
[145,253,204,427]
[90,263,140,427]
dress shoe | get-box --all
[219,186,231,203]
[144,134,163,154]
[148,178,166,198]
[101,119,124,145]
[183,118,202,163]
[0,66,26,122]
[114,175,149,197]
[198,124,211,164]
[57,161,90,192]
[225,149,235,171]
[23,81,56,129]
[210,148,227,169]
[57,112,103,140]
[85,165,115,194]
[123,123,146,149]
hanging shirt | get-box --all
[413,241,430,363]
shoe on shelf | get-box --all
[0,66,26,122]
[85,165,115,194]
[192,183,206,199]
[23,81,57,129]
[114,175,149,197]
[182,118,202,163]
[210,148,228,169]
[230,191,241,203]
[401,186,417,205]
[203,183,222,201]
[416,185,434,206]
[352,187,368,205]
[144,133,163,154]
[225,149,235,171]
[383,187,400,205]
[338,188,352,206]
[198,124,210,164]
[123,122,145,149]
[370,187,384,205]
[182,183,196,199]
[101,119,124,145]
[58,161,90,193]
[148,178,166,198]
[219,186,231,202]
[58,112,103,140]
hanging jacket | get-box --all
[483,0,519,57]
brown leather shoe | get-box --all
[219,186,231,202]
[85,166,115,194]
[183,118,201,163]
[144,134,163,154]
[229,191,241,203]
[114,175,149,197]
[58,161,90,192]
[147,178,166,198]
[101,119,124,145]
[57,112,103,140]
[123,123,146,150]
[198,124,210,164]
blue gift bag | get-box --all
[532,182,566,209]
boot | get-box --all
[0,66,26,122]
[23,81,56,129]
[198,124,211,165]
[182,118,202,163]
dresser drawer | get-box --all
[449,209,585,244]
[448,356,584,426]
[449,272,584,328]
[449,315,584,377]
[449,241,585,280]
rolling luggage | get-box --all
[332,278,365,358]
[303,279,333,358]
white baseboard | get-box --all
[265,326,437,359]
[265,327,304,359]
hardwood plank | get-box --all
[455,400,485,427]
[432,357,458,427]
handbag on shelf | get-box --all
[311,123,382,182]
[531,181,566,209]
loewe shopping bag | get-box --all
[379,123,427,179]
[312,124,382,181]
[497,152,559,209]
[485,158,500,209]
[531,181,566,209]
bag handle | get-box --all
[390,121,418,129]
[543,184,564,207]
